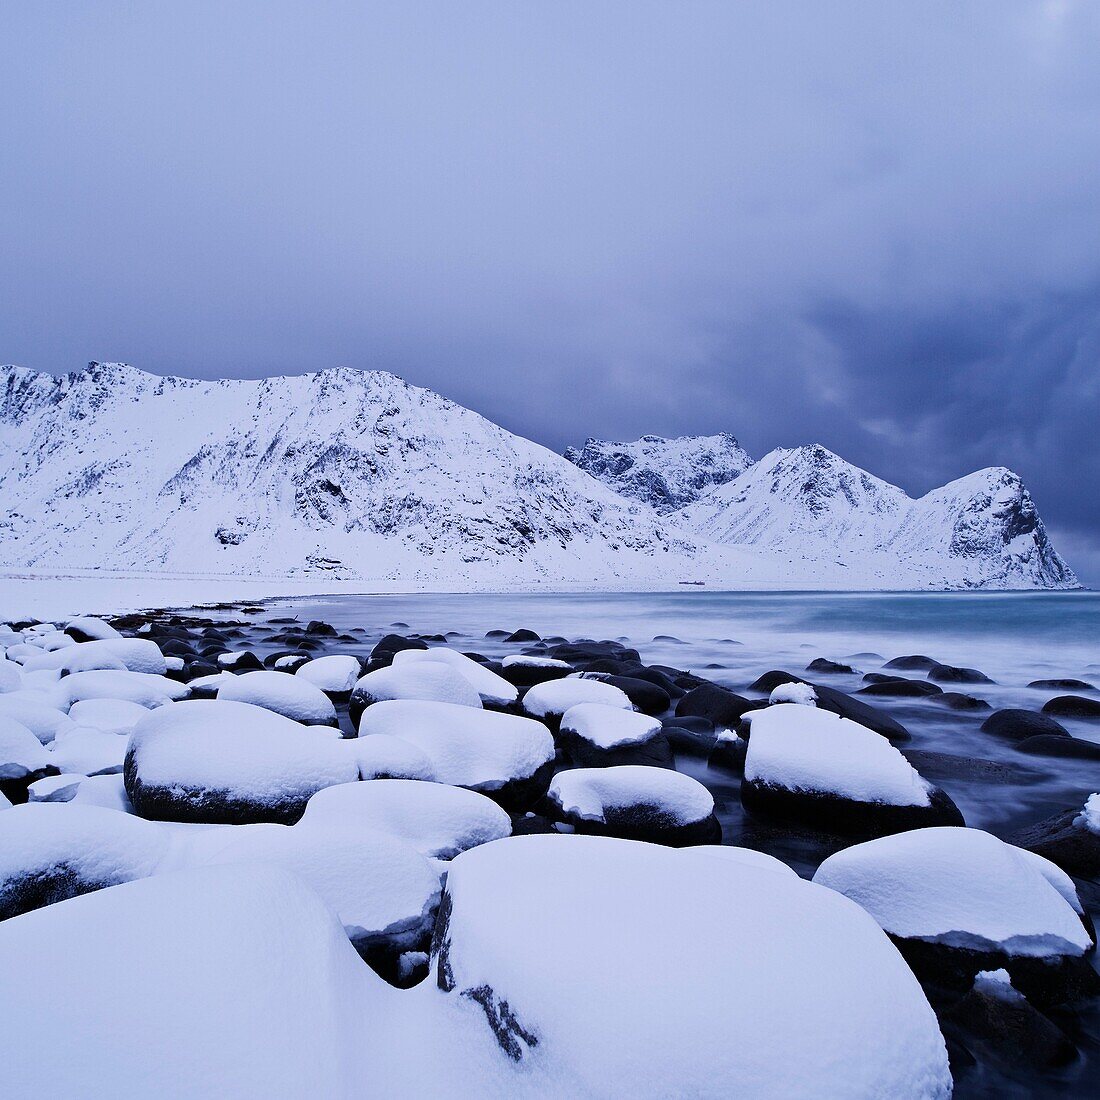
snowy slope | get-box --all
[677,445,1076,589]
[0,362,694,582]
[564,434,753,513]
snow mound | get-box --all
[392,648,518,707]
[217,670,338,725]
[358,701,554,808]
[746,704,931,807]
[0,693,77,744]
[350,735,435,781]
[435,833,951,1098]
[301,779,512,859]
[0,658,22,692]
[769,681,817,706]
[501,654,570,670]
[65,616,121,641]
[813,827,1093,958]
[678,844,799,878]
[48,727,127,775]
[549,766,714,828]
[125,700,357,824]
[351,663,483,715]
[21,638,167,676]
[28,772,85,802]
[559,703,661,750]
[295,654,362,695]
[0,802,169,920]
[0,716,52,778]
[49,670,189,709]
[68,697,148,736]
[522,676,633,720]
[0,863,373,1097]
[1076,793,1100,835]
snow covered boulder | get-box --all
[348,662,482,726]
[68,697,148,736]
[22,638,167,676]
[187,823,441,985]
[217,670,338,726]
[392,647,518,708]
[814,827,1097,1004]
[48,727,128,776]
[0,802,169,920]
[557,703,672,768]
[125,700,358,825]
[64,616,122,642]
[1011,794,1100,880]
[301,779,512,859]
[295,654,362,698]
[49,669,189,709]
[0,657,22,692]
[349,735,435,781]
[0,693,77,744]
[522,675,633,728]
[358,701,555,811]
[0,716,56,803]
[432,834,951,1097]
[498,654,572,688]
[546,766,719,846]
[0,863,376,1097]
[742,704,963,838]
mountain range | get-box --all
[0,362,1078,590]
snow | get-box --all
[28,772,85,802]
[295,654,362,694]
[972,969,1025,1003]
[500,654,570,669]
[813,827,1093,958]
[559,703,661,749]
[350,735,436,781]
[0,715,53,777]
[522,676,633,719]
[1076,792,1100,835]
[392,648,517,707]
[437,833,952,1098]
[769,681,817,706]
[678,844,799,878]
[745,704,932,806]
[67,772,135,812]
[0,790,9,810]
[0,657,21,692]
[300,779,512,859]
[65,616,121,640]
[20,638,167,676]
[217,670,338,725]
[352,662,482,711]
[0,693,76,744]
[48,727,128,775]
[185,823,441,946]
[126,700,357,816]
[68,697,148,735]
[358,702,554,795]
[548,766,714,826]
[0,863,376,1097]
[48,669,189,709]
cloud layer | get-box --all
[3,2,1098,575]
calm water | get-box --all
[218,589,1099,1097]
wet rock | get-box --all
[1015,735,1100,760]
[982,709,1069,741]
[579,673,671,716]
[805,658,855,675]
[674,683,753,727]
[926,692,991,712]
[858,679,943,698]
[1029,678,1095,692]
[928,664,994,685]
[1011,807,1100,879]
[1042,695,1100,719]
[305,620,337,636]
[661,715,717,756]
[505,629,541,643]
[884,655,940,671]
[370,634,429,663]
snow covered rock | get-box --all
[21,638,167,676]
[0,715,56,803]
[68,697,148,736]
[0,863,377,1097]
[814,827,1097,1003]
[187,822,441,984]
[742,704,962,837]
[295,654,362,697]
[557,703,672,768]
[48,727,128,776]
[301,779,512,859]
[769,681,817,706]
[433,833,951,1097]
[1011,794,1100,879]
[498,654,572,688]
[0,693,77,744]
[49,669,189,709]
[392,648,518,708]
[217,670,338,726]
[27,772,85,803]
[348,662,482,726]
[0,657,22,692]
[64,616,121,642]
[350,735,436,781]
[546,766,719,845]
[125,700,357,824]
[564,433,753,512]
[358,701,555,811]
[0,802,169,920]
[522,676,633,727]
[677,844,799,878]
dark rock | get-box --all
[862,672,900,684]
[220,651,263,672]
[982,709,1069,741]
[545,791,721,848]
[707,736,747,772]
[1015,735,1100,760]
[558,727,675,770]
[926,692,991,712]
[674,683,753,727]
[484,630,510,639]
[884,655,940,671]
[661,716,717,756]
[1011,809,1100,879]
[306,620,337,636]
[579,673,671,716]
[858,679,943,698]
[0,766,60,806]
[1029,678,1095,691]
[928,664,995,685]
[846,652,885,663]
[748,670,802,693]
[505,629,541,643]
[498,661,572,689]
[901,749,1043,786]
[741,778,964,839]
[806,658,855,675]
[545,641,641,665]
[653,635,687,644]
[1042,695,1100,719]
[370,634,429,662]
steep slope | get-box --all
[677,446,1077,589]
[0,362,693,581]
[564,434,753,513]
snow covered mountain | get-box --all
[564,434,753,513]
[0,364,1077,589]
[0,362,694,583]
[677,445,1077,589]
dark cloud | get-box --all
[2,2,1098,576]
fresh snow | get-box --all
[295,654,362,695]
[1076,793,1100,835]
[19,638,167,676]
[68,697,149,736]
[217,670,338,725]
[522,676,633,719]
[0,716,52,777]
[47,727,127,775]
[813,827,1093,957]
[745,704,932,806]
[391,648,517,707]
[548,766,714,826]
[769,681,817,706]
[352,663,483,711]
[48,669,189,709]
[559,703,662,750]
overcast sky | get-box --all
[3,2,1099,578]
